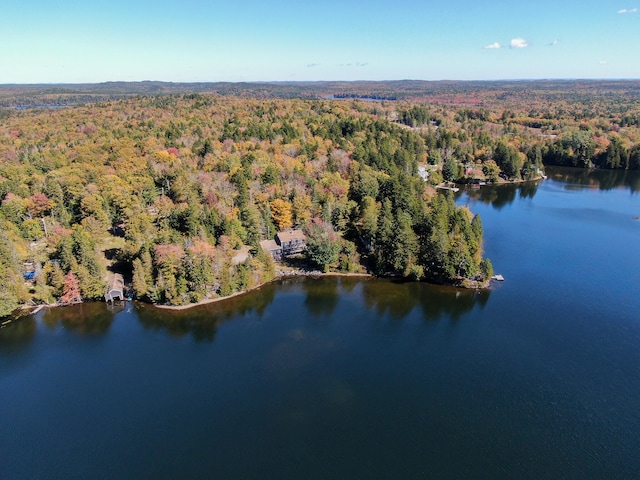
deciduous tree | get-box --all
[270,198,293,230]
[60,271,81,305]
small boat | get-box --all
[491,274,505,281]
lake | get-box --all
[1,167,639,479]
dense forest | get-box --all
[1,81,639,316]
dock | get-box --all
[491,274,505,281]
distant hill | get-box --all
[1,79,640,108]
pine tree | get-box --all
[132,258,148,297]
[374,199,395,275]
[392,209,419,276]
[0,230,25,316]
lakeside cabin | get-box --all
[104,273,125,303]
[260,229,307,261]
[276,230,306,256]
[260,238,283,261]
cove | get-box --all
[1,167,639,479]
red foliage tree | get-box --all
[26,193,52,218]
[60,272,82,305]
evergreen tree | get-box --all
[373,199,395,275]
[392,209,419,276]
[629,145,640,170]
[599,136,628,169]
[305,219,341,272]
[132,258,148,298]
[442,158,459,182]
[0,230,23,316]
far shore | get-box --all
[460,174,547,187]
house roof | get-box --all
[109,273,124,291]
[276,229,306,243]
[260,239,281,252]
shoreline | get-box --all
[9,270,489,319]
[448,174,546,189]
[153,287,260,311]
[152,271,374,311]
[10,271,353,316]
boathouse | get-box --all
[104,273,125,303]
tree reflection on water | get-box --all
[0,314,36,351]
[549,166,640,192]
[41,302,115,335]
[458,181,540,209]
[135,282,277,342]
[359,277,490,321]
[458,166,640,212]
[1,276,493,348]
[298,276,491,322]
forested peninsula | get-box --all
[1,81,639,316]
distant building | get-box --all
[260,229,307,261]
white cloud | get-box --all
[618,8,637,13]
[599,60,608,65]
[306,63,319,68]
[510,38,529,49]
[484,42,502,49]
[548,39,559,47]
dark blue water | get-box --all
[1,168,639,479]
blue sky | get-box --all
[1,0,639,83]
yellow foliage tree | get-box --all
[292,194,313,226]
[270,198,293,230]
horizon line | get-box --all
[2,77,640,86]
